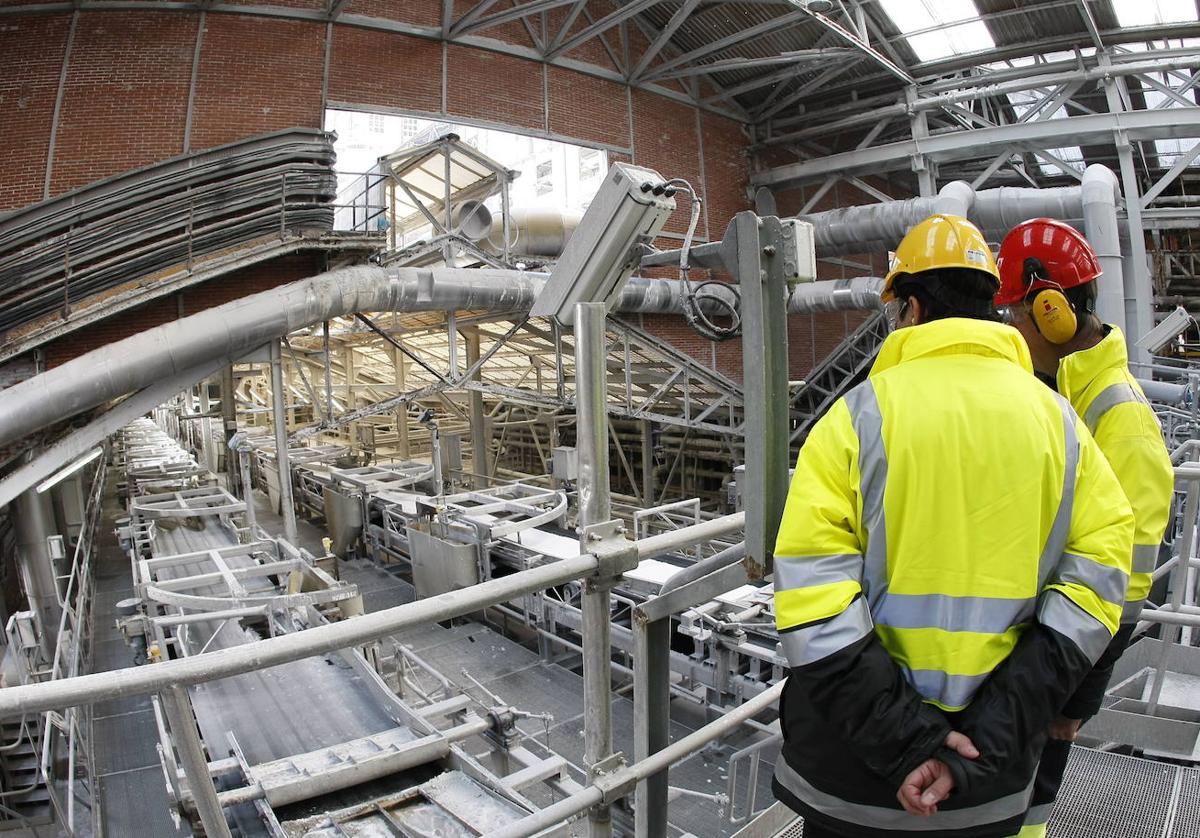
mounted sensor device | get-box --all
[531,162,676,327]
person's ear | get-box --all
[905,295,924,326]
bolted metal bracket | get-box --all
[591,754,638,806]
[581,519,638,580]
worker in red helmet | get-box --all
[995,218,1174,838]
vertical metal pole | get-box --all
[159,686,232,838]
[726,212,790,579]
[238,448,257,532]
[15,486,62,663]
[270,341,298,544]
[633,616,670,838]
[1149,478,1197,713]
[322,320,334,422]
[465,329,488,488]
[220,366,237,487]
[501,173,512,265]
[343,344,358,448]
[575,302,614,838]
[394,344,411,460]
[1100,62,1153,362]
[640,420,655,509]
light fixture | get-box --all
[36,448,103,494]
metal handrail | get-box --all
[0,512,744,719]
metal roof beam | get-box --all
[653,48,855,81]
[752,107,1200,188]
[547,0,660,60]
[455,0,579,38]
[641,9,811,81]
[801,5,912,84]
[628,0,702,82]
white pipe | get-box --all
[1080,164,1126,335]
[792,180,1091,254]
[0,268,686,449]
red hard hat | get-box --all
[994,218,1102,305]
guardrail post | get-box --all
[723,211,790,579]
[575,302,616,838]
[160,686,232,838]
[270,340,298,543]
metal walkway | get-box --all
[736,746,1200,837]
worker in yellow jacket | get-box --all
[771,214,1135,838]
[994,218,1174,838]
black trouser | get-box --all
[801,822,843,838]
[1027,735,1073,823]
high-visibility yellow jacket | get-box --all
[1022,326,1177,830]
[1057,326,1173,624]
[771,318,1134,838]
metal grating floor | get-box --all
[1049,747,1186,837]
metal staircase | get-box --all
[790,311,890,444]
[0,717,53,829]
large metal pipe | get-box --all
[486,207,584,257]
[0,268,689,449]
[14,485,62,662]
[1080,164,1126,334]
[791,179,1091,255]
[788,277,885,313]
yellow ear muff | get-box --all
[1031,288,1077,344]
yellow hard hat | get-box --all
[882,214,999,302]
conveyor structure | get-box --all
[112,418,589,835]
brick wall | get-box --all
[50,11,197,194]
[0,4,772,374]
[0,13,71,208]
[328,27,442,116]
[189,15,326,150]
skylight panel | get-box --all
[877,0,995,62]
[1111,0,1199,27]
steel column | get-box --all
[575,301,614,838]
[15,485,62,663]
[159,686,233,838]
[269,341,298,544]
[632,617,670,837]
[464,329,489,488]
[238,448,257,532]
[724,212,789,579]
[220,365,237,486]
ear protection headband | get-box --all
[1025,258,1077,344]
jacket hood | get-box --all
[870,318,1034,377]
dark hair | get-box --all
[892,268,1000,322]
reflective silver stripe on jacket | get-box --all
[1055,552,1129,607]
[844,383,888,608]
[1122,598,1147,621]
[1037,592,1111,663]
[1039,395,1079,588]
[780,598,873,667]
[874,593,1036,634]
[1083,381,1147,434]
[774,757,1034,832]
[1023,802,1054,828]
[905,669,990,710]
[774,553,862,593]
[1132,544,1158,575]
